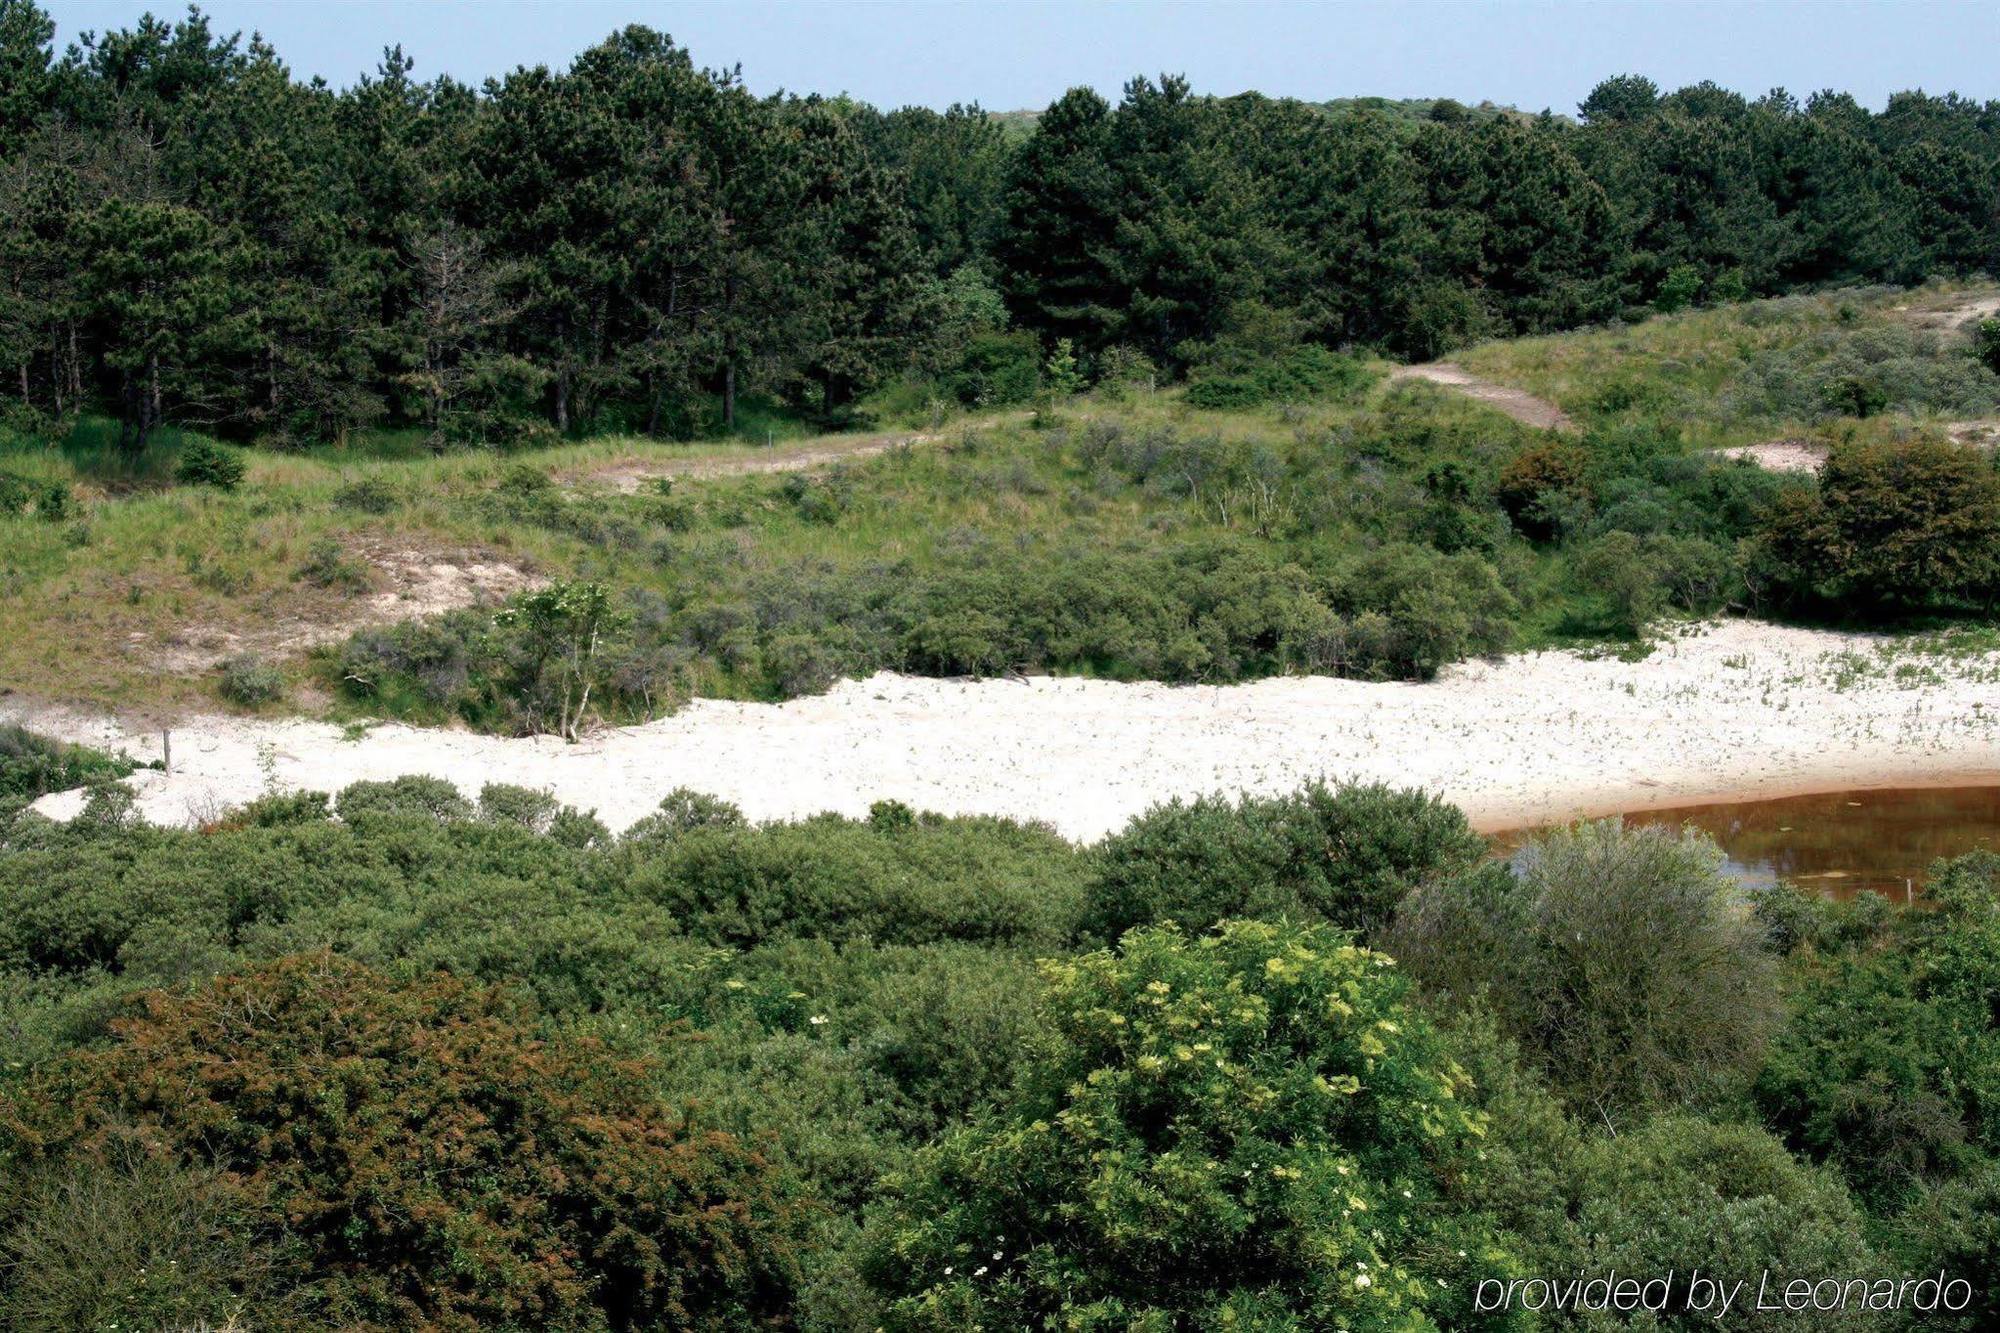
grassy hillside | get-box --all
[1457,281,2000,449]
[3,284,1999,727]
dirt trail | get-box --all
[1892,290,2000,333]
[14,620,2000,841]
[583,416,1020,493]
[1387,363,1576,431]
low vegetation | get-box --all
[2,777,1995,1326]
[0,301,1992,729]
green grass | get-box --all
[1456,279,2000,450]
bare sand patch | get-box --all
[1943,419,2000,449]
[18,620,2000,841]
[139,540,540,673]
[1892,290,2000,334]
[1387,362,1576,432]
[1712,439,1827,474]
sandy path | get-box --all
[1388,363,1576,432]
[584,416,1020,493]
[12,620,2000,841]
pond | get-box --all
[1496,785,2000,902]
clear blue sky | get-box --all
[43,1,2000,114]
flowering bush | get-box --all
[867,918,1517,1329]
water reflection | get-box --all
[1496,786,2000,902]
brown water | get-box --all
[1497,786,2000,902]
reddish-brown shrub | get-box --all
[0,953,802,1331]
[1496,441,1590,540]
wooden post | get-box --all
[163,729,172,776]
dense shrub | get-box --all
[1546,1117,1888,1331]
[1888,1163,2000,1333]
[866,919,1507,1330]
[1391,820,1779,1116]
[336,774,473,823]
[1977,318,2000,376]
[0,471,69,520]
[1183,344,1376,409]
[0,954,805,1330]
[946,330,1041,407]
[344,532,1472,720]
[1759,852,2000,1205]
[1333,543,1517,678]
[1495,441,1589,541]
[622,811,1086,949]
[1729,323,2000,423]
[0,725,138,803]
[0,1131,291,1331]
[1083,780,1486,941]
[173,438,248,490]
[1758,435,2000,611]
[1575,528,1737,633]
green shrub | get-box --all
[622,813,1086,950]
[1083,780,1486,941]
[335,774,472,823]
[0,726,138,802]
[1976,318,2000,376]
[0,954,806,1329]
[1183,343,1375,409]
[623,787,749,846]
[1334,544,1517,679]
[331,474,401,513]
[217,653,285,706]
[1730,323,2000,423]
[0,1131,295,1331]
[865,919,1508,1330]
[173,439,247,490]
[1392,820,1779,1116]
[1755,943,1974,1207]
[1759,852,2000,1206]
[947,331,1040,407]
[1545,1117,1888,1330]
[293,536,371,591]
[1758,435,2000,611]
[1888,1163,2000,1332]
[1653,262,1702,313]
[0,472,69,521]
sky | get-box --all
[42,1,2000,115]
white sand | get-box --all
[1714,440,1827,474]
[11,619,2000,841]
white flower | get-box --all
[944,1267,953,1275]
[808,1014,828,1026]
[1355,1273,1373,1289]
[974,1266,989,1277]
